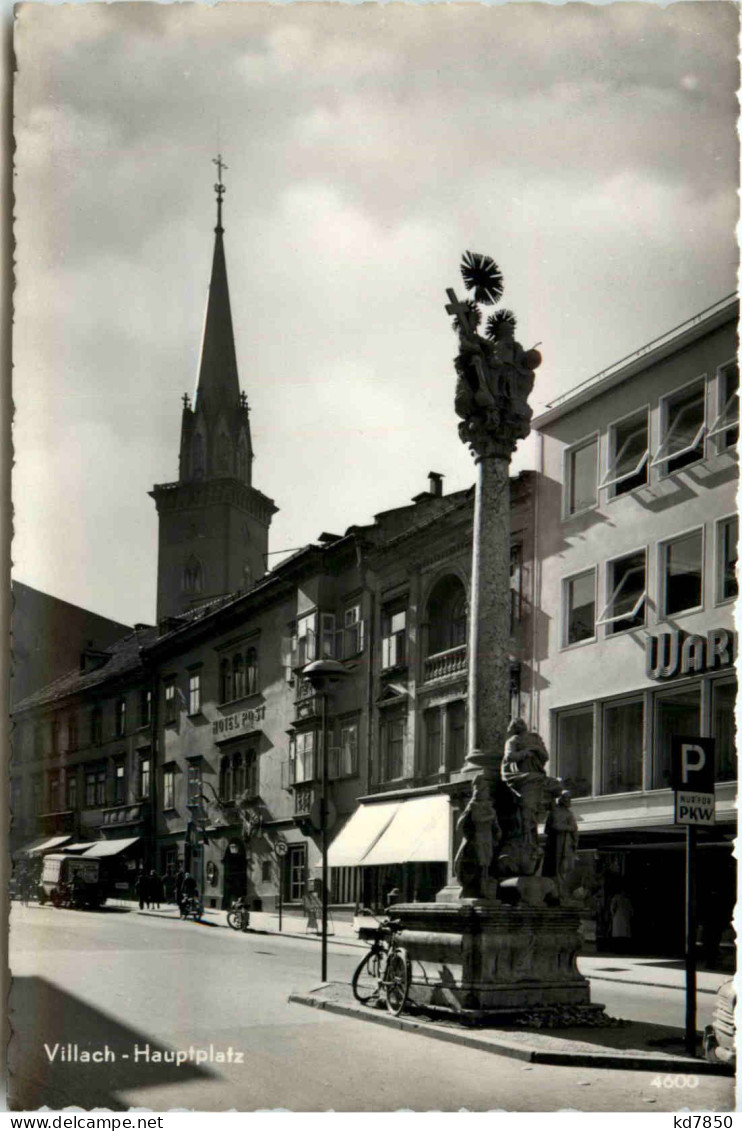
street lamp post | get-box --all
[302,659,349,982]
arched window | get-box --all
[246,647,259,694]
[182,556,203,595]
[232,751,245,798]
[233,653,245,699]
[220,658,232,704]
[246,748,259,796]
[216,433,232,474]
[192,433,205,479]
[220,755,233,802]
[426,575,468,655]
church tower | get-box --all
[150,158,277,620]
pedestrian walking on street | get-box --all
[175,867,185,908]
[149,870,163,910]
[135,869,150,911]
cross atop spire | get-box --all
[212,153,228,233]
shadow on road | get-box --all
[9,976,217,1110]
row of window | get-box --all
[563,516,738,647]
[163,760,203,811]
[565,362,739,517]
[377,700,467,784]
[29,752,152,816]
[555,674,736,798]
[26,689,153,760]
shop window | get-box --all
[422,708,442,775]
[48,772,61,813]
[601,409,649,496]
[717,516,738,603]
[188,671,201,715]
[563,569,596,646]
[564,435,598,517]
[708,361,739,451]
[382,604,407,670]
[85,766,106,808]
[140,688,152,728]
[287,844,306,903]
[598,550,646,635]
[163,766,175,810]
[138,753,151,799]
[115,697,126,738]
[662,530,703,616]
[427,575,467,655]
[712,679,737,783]
[289,731,315,785]
[380,715,405,782]
[654,686,701,789]
[602,699,643,795]
[448,701,467,769]
[114,762,126,805]
[67,772,78,812]
[652,378,707,475]
[164,679,177,725]
[556,708,593,798]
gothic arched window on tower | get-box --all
[191,433,205,480]
[216,433,232,474]
[237,437,248,482]
[182,556,203,595]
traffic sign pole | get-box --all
[685,824,697,1057]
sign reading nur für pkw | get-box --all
[670,736,716,826]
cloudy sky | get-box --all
[12,2,739,626]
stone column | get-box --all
[463,445,512,784]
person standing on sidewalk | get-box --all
[135,869,150,911]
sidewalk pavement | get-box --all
[115,899,732,996]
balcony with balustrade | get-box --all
[423,643,468,683]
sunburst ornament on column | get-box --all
[460,251,504,306]
[486,309,517,341]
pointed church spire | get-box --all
[194,155,240,417]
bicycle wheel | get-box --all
[226,910,240,930]
[352,947,384,1004]
[384,949,409,1016]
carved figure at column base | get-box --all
[453,777,501,899]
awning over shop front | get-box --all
[327,802,400,868]
[361,795,450,867]
[19,835,73,857]
[82,837,140,858]
[61,842,96,853]
[328,795,451,868]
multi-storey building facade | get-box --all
[531,295,738,952]
[12,173,736,949]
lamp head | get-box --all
[302,658,350,693]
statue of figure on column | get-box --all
[499,718,563,876]
[453,778,500,898]
[542,790,579,890]
[446,252,541,460]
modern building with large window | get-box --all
[531,295,738,953]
